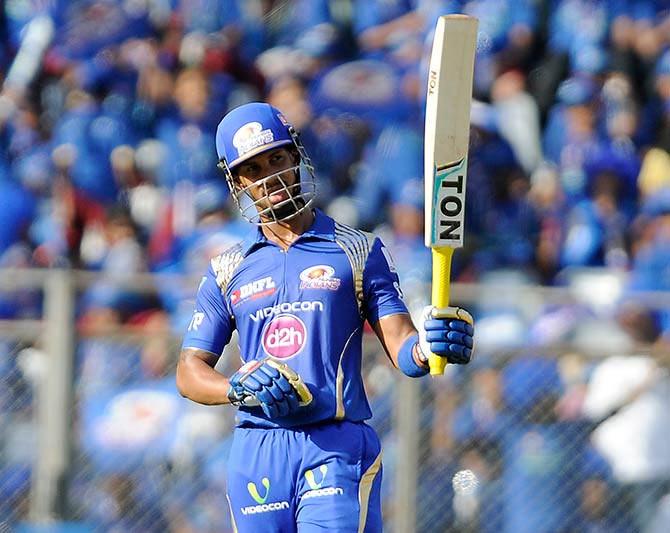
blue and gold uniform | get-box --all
[182,209,407,532]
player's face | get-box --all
[235,148,300,216]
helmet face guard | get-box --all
[218,124,316,225]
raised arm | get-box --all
[370,307,475,378]
[369,313,422,370]
[363,237,474,378]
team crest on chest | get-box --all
[299,265,341,290]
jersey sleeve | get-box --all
[181,264,234,355]
[362,237,409,324]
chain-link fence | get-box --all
[68,319,240,532]
[400,272,670,533]
[0,270,42,531]
[0,338,36,529]
[1,268,670,532]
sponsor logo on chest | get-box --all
[250,300,323,322]
[231,276,276,306]
[299,265,341,290]
[262,314,307,359]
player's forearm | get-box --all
[370,313,420,368]
[386,331,424,370]
[176,350,232,405]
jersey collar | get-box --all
[301,208,336,241]
[240,209,336,256]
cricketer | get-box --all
[176,102,475,532]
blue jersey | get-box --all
[182,210,408,428]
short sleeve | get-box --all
[181,265,234,355]
[363,237,409,324]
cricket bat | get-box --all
[424,15,478,376]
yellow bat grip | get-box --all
[429,247,454,375]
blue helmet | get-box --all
[215,102,316,224]
[216,103,294,168]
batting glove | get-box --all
[423,306,474,365]
[227,357,313,419]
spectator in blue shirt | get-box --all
[560,167,630,269]
[155,67,220,189]
[351,122,423,230]
[627,188,670,333]
[0,177,36,258]
[574,446,635,532]
[499,356,579,533]
[467,111,541,275]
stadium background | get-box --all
[1,0,670,531]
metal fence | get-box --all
[1,268,670,532]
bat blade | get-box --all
[425,14,477,249]
[424,15,478,375]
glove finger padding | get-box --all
[422,305,475,365]
[425,328,474,347]
[429,342,471,360]
[265,359,313,406]
[246,366,292,403]
[424,319,474,337]
[227,357,312,418]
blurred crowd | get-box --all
[2,0,670,326]
[2,0,670,531]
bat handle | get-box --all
[429,247,454,376]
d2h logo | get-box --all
[262,314,307,359]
